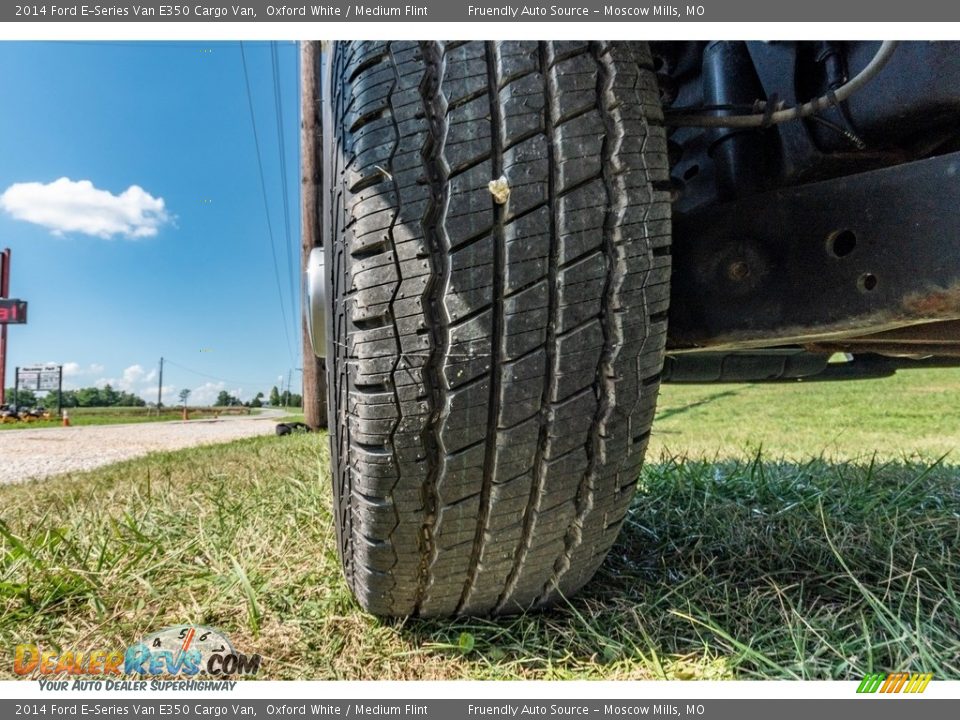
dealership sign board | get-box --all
[0,299,27,324]
[17,365,61,392]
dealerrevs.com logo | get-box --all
[14,625,261,688]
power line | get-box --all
[163,358,272,388]
[239,41,296,368]
[47,41,240,48]
[271,41,300,352]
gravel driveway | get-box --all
[0,410,287,484]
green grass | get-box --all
[0,406,252,430]
[0,370,958,680]
[650,367,960,460]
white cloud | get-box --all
[77,361,248,407]
[52,361,103,378]
[56,361,107,390]
[83,362,168,403]
[187,382,244,406]
[0,177,170,239]
[93,364,156,393]
[188,382,226,406]
[122,364,147,385]
[134,384,176,406]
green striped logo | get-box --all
[857,673,933,694]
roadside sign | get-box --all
[16,365,60,391]
[0,298,27,324]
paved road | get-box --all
[0,409,288,484]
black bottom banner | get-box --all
[4,699,957,720]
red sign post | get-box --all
[0,300,27,323]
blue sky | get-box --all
[0,41,302,404]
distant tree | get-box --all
[289,393,303,408]
[101,384,119,406]
[4,388,37,407]
[178,389,191,407]
[250,391,264,408]
[269,386,281,406]
[74,387,101,407]
[47,389,77,408]
[61,386,144,407]
[212,391,242,407]
[118,391,146,407]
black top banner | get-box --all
[3,1,957,22]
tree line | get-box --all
[5,384,305,409]
[4,384,146,408]
[214,386,303,408]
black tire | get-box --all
[325,41,671,617]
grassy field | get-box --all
[0,369,957,680]
[0,406,253,430]
[649,366,960,461]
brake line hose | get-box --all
[665,41,900,128]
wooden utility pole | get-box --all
[157,357,164,415]
[0,248,11,406]
[300,41,327,429]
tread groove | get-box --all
[557,171,604,199]
[447,227,493,255]
[379,42,409,613]
[352,316,392,331]
[495,41,559,613]
[447,302,494,329]
[349,237,391,260]
[349,170,391,195]
[456,41,506,614]
[349,106,389,134]
[447,150,495,180]
[447,85,490,111]
[348,51,390,83]
[332,47,358,591]
[537,41,622,603]
[411,41,449,616]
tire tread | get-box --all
[327,40,670,617]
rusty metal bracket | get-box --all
[668,150,960,351]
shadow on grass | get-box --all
[652,389,745,423]
[396,454,960,680]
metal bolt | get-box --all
[727,260,750,282]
